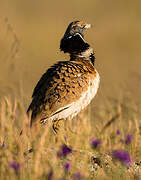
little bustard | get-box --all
[27,21,100,133]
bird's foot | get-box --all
[52,119,63,134]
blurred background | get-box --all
[0,0,141,121]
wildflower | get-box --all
[90,138,101,149]
[46,170,53,180]
[64,162,71,172]
[64,135,67,141]
[10,161,20,172]
[72,172,83,180]
[125,134,133,144]
[116,129,120,135]
[57,144,72,158]
[112,150,132,166]
[2,141,6,147]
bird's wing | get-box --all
[27,60,95,124]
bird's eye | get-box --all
[73,26,77,30]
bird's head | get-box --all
[63,21,91,39]
[60,21,91,54]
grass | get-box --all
[0,75,141,177]
[0,96,141,180]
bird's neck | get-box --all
[60,33,96,65]
[70,47,95,66]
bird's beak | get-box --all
[85,23,91,29]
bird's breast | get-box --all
[77,69,100,112]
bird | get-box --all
[27,21,100,133]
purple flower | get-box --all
[57,144,72,158]
[46,170,53,180]
[2,141,6,147]
[125,134,133,144]
[10,161,20,172]
[72,172,83,180]
[64,162,71,171]
[112,150,132,166]
[90,138,101,149]
[116,130,120,135]
[64,135,67,141]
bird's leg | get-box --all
[52,119,63,134]
[53,119,66,144]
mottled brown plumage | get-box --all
[27,21,100,132]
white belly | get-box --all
[49,70,100,121]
